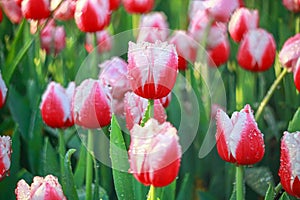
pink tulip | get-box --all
[137,12,169,43]
[85,30,112,53]
[282,0,300,12]
[293,58,300,92]
[279,131,300,198]
[228,8,259,43]
[74,0,110,32]
[15,175,66,200]
[0,0,23,24]
[40,20,66,55]
[127,41,178,99]
[122,0,154,14]
[40,81,74,128]
[129,118,181,187]
[124,92,166,130]
[216,104,265,165]
[279,33,300,70]
[237,28,276,72]
[205,0,239,22]
[51,0,77,21]
[207,36,230,67]
[0,72,7,109]
[21,0,51,20]
[0,136,11,181]
[169,31,198,70]
[109,0,121,10]
[72,79,111,129]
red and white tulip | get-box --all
[51,0,77,21]
[0,72,7,109]
[293,57,300,92]
[207,36,230,67]
[85,30,112,53]
[21,0,51,20]
[205,0,240,23]
[109,0,121,11]
[0,0,23,24]
[279,33,300,70]
[122,0,154,14]
[0,136,11,181]
[282,0,300,12]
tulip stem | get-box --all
[58,129,66,180]
[132,14,140,38]
[147,185,157,200]
[149,99,155,118]
[86,130,94,200]
[255,68,288,121]
[236,165,244,200]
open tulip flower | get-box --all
[279,33,300,70]
[122,0,154,14]
[21,0,51,20]
[216,104,265,165]
[129,118,182,187]
[127,41,178,99]
[279,131,300,198]
[0,72,7,109]
[0,136,11,181]
[15,175,66,200]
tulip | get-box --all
[137,12,169,43]
[109,0,121,11]
[15,175,66,200]
[0,136,11,181]
[228,8,259,43]
[127,41,178,99]
[85,30,112,53]
[40,82,74,128]
[207,36,230,67]
[206,0,239,23]
[159,92,172,108]
[0,0,23,24]
[74,0,110,32]
[279,33,300,70]
[237,28,276,72]
[72,79,111,129]
[0,72,7,109]
[124,92,166,130]
[215,104,265,165]
[122,0,154,14]
[279,131,300,198]
[51,0,77,21]
[169,31,197,70]
[21,0,51,20]
[129,118,181,187]
[40,20,66,55]
[293,57,300,92]
[282,0,300,12]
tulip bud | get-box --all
[228,8,259,43]
[279,33,300,70]
[0,0,23,24]
[137,12,169,43]
[216,104,265,165]
[72,79,111,129]
[207,35,230,67]
[51,0,77,21]
[127,41,178,99]
[75,0,110,32]
[85,30,112,53]
[40,82,74,128]
[122,0,154,14]
[15,175,67,200]
[129,118,181,187]
[21,0,51,20]
[124,92,166,130]
[293,58,300,92]
[169,31,197,70]
[282,0,300,12]
[0,136,11,181]
[0,72,7,109]
[109,0,121,11]
[279,131,300,198]
[237,28,276,72]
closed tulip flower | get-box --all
[75,0,110,32]
[228,8,259,43]
[51,0,77,21]
[124,92,166,130]
[0,136,11,181]
[40,82,74,128]
[207,36,230,67]
[216,104,265,165]
[282,0,300,12]
[129,118,181,187]
[109,0,121,10]
[122,0,154,14]
[72,79,111,129]
[293,58,300,92]
[169,31,197,70]
[206,0,239,23]
[237,28,276,72]
[0,72,7,109]
[15,175,66,200]
[137,12,169,43]
[279,131,300,198]
[0,0,23,24]
[127,41,178,99]
[21,0,51,20]
[85,30,112,53]
[279,33,300,70]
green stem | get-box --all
[132,14,140,38]
[255,68,288,121]
[236,165,244,200]
[86,130,94,200]
[296,16,300,34]
[58,129,66,180]
[148,99,155,119]
[274,183,282,195]
[147,185,157,200]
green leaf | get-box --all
[177,174,192,200]
[77,185,109,200]
[62,149,79,200]
[110,115,135,200]
[264,184,275,200]
[229,185,236,200]
[40,137,60,177]
[74,144,87,188]
[280,192,291,200]
[245,167,274,196]
[288,108,300,132]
